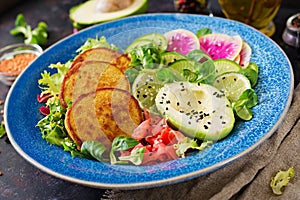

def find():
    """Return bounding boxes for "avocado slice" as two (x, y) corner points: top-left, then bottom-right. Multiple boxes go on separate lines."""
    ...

(70, 0), (148, 28)
(155, 82), (235, 141)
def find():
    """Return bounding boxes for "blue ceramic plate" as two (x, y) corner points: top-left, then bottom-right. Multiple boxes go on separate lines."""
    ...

(5, 14), (293, 189)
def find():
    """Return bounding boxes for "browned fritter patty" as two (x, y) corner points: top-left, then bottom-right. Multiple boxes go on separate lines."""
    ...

(113, 54), (131, 73)
(71, 47), (122, 68)
(65, 88), (143, 149)
(59, 61), (130, 108)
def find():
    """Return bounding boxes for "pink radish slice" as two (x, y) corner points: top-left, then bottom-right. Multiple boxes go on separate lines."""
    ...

(199, 33), (243, 60)
(164, 29), (200, 55)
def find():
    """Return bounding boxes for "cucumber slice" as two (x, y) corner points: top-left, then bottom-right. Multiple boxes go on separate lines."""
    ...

(213, 59), (241, 76)
(125, 33), (167, 53)
(132, 69), (163, 112)
(213, 72), (251, 103)
(160, 51), (187, 66)
(169, 59), (195, 74)
(125, 39), (153, 53)
(134, 33), (167, 51)
(155, 82), (235, 140)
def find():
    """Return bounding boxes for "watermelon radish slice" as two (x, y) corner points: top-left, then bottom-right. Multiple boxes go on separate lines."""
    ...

(238, 42), (252, 68)
(164, 29), (200, 55)
(199, 33), (243, 61)
(234, 55), (241, 64)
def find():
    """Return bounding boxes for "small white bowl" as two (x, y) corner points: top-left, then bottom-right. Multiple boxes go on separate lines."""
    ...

(0, 43), (43, 86)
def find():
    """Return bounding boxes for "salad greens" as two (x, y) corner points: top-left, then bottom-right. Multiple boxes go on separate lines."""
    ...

(80, 136), (143, 165)
(10, 14), (48, 45)
(109, 136), (140, 165)
(233, 89), (258, 120)
(175, 138), (213, 158)
(76, 36), (118, 53)
(38, 61), (71, 104)
(0, 124), (6, 138)
(270, 167), (295, 195)
(37, 28), (260, 165)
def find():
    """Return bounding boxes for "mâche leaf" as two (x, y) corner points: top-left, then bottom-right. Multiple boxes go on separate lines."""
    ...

(0, 124), (6, 138)
(10, 14), (48, 45)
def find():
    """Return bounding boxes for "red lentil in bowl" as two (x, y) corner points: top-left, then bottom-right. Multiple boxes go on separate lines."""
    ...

(0, 43), (43, 86)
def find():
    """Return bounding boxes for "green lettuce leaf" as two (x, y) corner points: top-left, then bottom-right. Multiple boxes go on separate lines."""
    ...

(110, 136), (140, 164)
(38, 61), (71, 103)
(175, 137), (213, 158)
(270, 167), (295, 195)
(118, 147), (145, 165)
(76, 36), (118, 53)
(0, 124), (6, 138)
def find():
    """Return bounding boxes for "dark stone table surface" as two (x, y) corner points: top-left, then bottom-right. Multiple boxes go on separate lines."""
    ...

(0, 0), (299, 199)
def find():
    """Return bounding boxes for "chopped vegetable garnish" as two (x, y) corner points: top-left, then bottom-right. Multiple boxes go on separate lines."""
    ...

(270, 167), (295, 195)
(10, 14), (48, 45)
(0, 123), (6, 138)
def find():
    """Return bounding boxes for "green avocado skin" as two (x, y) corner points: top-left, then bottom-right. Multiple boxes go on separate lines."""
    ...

(70, 0), (148, 29)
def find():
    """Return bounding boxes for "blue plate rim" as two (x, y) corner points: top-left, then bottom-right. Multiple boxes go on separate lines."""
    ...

(4, 13), (294, 189)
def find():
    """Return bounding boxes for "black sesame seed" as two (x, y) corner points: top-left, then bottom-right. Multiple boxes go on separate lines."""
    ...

(204, 125), (208, 129)
(187, 101), (191, 106)
(213, 92), (217, 95)
(177, 102), (180, 106)
(222, 121), (226, 124)
(166, 107), (169, 110)
(222, 77), (226, 80)
(188, 121), (191, 125)
(220, 116), (223, 119)
(198, 101), (201, 104)
(143, 94), (147, 98)
(148, 85), (152, 89)
(163, 93), (166, 96)
(166, 100), (171, 104)
(234, 78), (237, 81)
(208, 122), (211, 124)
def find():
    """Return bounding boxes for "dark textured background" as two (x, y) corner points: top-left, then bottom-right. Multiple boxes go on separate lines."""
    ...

(0, 0), (299, 199)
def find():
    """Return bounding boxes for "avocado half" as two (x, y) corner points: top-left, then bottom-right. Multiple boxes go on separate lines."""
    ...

(155, 82), (235, 141)
(70, 0), (148, 29)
